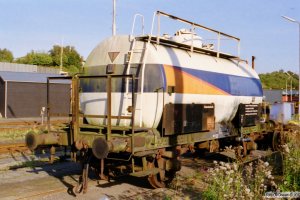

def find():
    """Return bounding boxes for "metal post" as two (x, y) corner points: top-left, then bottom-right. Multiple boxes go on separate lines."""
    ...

(298, 23), (300, 118)
(131, 74), (135, 154)
(112, 0), (116, 36)
(70, 76), (79, 142)
(107, 75), (112, 141)
(290, 77), (293, 102)
(286, 72), (292, 102)
(238, 40), (241, 57)
(71, 77), (77, 143)
(157, 12), (160, 44)
(217, 32), (221, 58)
(60, 39), (63, 73)
(4, 81), (7, 118)
(191, 24), (195, 53)
(281, 15), (300, 120)
(286, 78), (288, 102)
(47, 78), (50, 132)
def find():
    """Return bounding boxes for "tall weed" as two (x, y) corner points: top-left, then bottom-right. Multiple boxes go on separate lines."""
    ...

(202, 160), (277, 200)
(280, 128), (300, 191)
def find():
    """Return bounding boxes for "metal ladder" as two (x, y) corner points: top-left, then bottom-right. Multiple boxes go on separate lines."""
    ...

(124, 14), (151, 127)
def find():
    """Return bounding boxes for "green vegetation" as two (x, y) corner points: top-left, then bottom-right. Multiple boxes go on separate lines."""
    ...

(202, 160), (277, 200)
(2, 45), (83, 74)
(49, 45), (82, 69)
(279, 129), (300, 191)
(16, 51), (53, 66)
(0, 128), (40, 142)
(0, 48), (14, 62)
(259, 70), (299, 89)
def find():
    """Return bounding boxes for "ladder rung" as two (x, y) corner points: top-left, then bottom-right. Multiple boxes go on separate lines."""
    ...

(132, 48), (146, 50)
(132, 50), (143, 52)
(125, 77), (139, 79)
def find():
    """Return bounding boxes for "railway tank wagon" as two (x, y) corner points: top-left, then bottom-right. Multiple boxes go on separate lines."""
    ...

(82, 34), (263, 129)
(26, 11), (275, 193)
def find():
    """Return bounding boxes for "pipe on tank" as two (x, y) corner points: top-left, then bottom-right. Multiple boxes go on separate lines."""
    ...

(252, 56), (256, 69)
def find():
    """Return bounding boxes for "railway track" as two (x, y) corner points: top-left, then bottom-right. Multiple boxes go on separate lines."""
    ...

(0, 118), (69, 155)
(0, 119), (70, 129)
(0, 143), (29, 154)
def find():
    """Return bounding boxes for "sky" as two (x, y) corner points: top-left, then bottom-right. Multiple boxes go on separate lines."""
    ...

(0, 0), (299, 74)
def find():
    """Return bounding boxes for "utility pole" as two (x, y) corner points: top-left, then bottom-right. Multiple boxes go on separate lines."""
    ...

(60, 38), (64, 73)
(290, 75), (293, 102)
(282, 16), (300, 120)
(112, 0), (116, 36)
(286, 72), (292, 102)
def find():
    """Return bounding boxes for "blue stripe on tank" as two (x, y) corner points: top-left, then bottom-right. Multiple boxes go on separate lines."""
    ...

(160, 64), (167, 90)
(175, 66), (263, 97)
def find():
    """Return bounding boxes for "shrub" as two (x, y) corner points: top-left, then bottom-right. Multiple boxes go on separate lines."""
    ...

(202, 160), (277, 200)
(280, 129), (300, 191)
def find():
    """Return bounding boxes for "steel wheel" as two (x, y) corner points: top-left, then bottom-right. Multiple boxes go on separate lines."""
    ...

(147, 161), (166, 188)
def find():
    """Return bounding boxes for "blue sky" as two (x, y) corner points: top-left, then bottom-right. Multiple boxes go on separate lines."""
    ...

(0, 0), (299, 74)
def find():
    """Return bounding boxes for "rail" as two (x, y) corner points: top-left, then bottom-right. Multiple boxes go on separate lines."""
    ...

(0, 143), (28, 154)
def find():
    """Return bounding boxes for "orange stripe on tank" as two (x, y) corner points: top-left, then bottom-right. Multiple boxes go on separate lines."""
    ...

(163, 64), (230, 95)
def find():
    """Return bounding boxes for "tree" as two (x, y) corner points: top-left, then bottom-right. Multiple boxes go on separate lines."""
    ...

(49, 45), (83, 69)
(259, 70), (299, 89)
(0, 48), (14, 62)
(16, 51), (53, 66)
(49, 45), (68, 67)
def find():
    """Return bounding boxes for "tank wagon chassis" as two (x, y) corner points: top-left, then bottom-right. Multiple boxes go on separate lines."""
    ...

(25, 11), (282, 194)
(25, 75), (280, 194)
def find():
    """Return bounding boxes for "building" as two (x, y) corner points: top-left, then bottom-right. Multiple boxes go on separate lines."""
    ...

(263, 89), (299, 114)
(0, 62), (60, 74)
(263, 89), (282, 104)
(282, 90), (299, 103)
(0, 71), (70, 118)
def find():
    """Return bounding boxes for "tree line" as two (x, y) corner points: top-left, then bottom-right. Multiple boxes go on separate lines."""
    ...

(259, 70), (299, 90)
(0, 46), (83, 73)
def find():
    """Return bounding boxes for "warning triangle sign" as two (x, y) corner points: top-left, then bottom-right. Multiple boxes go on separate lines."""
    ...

(108, 52), (120, 63)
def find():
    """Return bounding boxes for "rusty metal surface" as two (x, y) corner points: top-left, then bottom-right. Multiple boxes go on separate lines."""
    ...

(162, 103), (215, 135)
(107, 75), (112, 141)
(25, 132), (61, 150)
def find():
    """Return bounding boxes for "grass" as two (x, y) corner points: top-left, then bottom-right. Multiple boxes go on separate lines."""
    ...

(279, 128), (300, 191)
(289, 114), (300, 125)
(0, 127), (44, 143)
(0, 129), (32, 142)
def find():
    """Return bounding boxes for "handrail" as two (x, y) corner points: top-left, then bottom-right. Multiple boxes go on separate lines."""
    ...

(130, 14), (145, 40)
(47, 74), (136, 142)
(150, 10), (241, 58)
(156, 11), (240, 41)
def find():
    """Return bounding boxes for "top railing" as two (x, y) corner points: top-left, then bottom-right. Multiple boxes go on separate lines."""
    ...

(148, 11), (241, 58)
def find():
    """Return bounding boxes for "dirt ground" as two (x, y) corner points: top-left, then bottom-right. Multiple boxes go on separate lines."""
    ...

(0, 156), (209, 200)
(0, 123), (297, 200)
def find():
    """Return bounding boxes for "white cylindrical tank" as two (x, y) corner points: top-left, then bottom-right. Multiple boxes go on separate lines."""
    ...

(81, 34), (263, 129)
